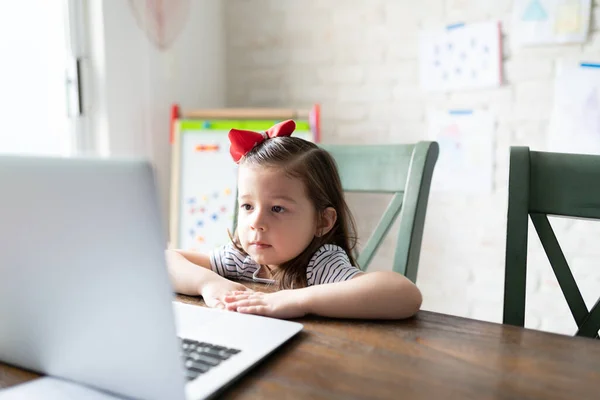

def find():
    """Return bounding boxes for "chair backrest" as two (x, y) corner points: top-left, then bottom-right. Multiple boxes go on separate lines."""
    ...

(320, 141), (439, 283)
(504, 146), (600, 338)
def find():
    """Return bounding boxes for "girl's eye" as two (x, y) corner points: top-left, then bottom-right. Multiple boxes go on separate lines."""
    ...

(240, 204), (252, 211)
(272, 206), (285, 213)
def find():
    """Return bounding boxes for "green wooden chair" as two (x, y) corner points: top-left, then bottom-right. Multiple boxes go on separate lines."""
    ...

(503, 146), (600, 338)
(320, 141), (439, 283)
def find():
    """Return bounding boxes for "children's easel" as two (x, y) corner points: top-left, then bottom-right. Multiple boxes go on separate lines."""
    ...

(169, 104), (321, 252)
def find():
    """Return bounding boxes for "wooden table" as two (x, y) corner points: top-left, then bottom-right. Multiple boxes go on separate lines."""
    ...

(2, 282), (600, 399)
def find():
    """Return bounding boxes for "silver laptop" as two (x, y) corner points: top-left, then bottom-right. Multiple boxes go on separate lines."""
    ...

(0, 155), (302, 400)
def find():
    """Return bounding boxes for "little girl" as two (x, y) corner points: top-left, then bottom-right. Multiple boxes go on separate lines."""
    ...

(166, 120), (422, 320)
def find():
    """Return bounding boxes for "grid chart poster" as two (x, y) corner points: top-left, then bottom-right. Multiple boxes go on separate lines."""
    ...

(548, 60), (600, 155)
(419, 21), (502, 92)
(176, 120), (314, 252)
(512, 0), (592, 46)
(427, 110), (495, 194)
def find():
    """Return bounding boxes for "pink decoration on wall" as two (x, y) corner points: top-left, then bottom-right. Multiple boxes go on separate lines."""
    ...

(128, 0), (190, 51)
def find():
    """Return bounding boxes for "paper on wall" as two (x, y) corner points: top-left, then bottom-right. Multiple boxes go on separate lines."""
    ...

(548, 59), (600, 155)
(512, 0), (592, 46)
(419, 21), (502, 92)
(427, 110), (495, 193)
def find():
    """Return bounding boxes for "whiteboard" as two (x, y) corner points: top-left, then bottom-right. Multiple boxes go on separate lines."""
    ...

(171, 120), (314, 252)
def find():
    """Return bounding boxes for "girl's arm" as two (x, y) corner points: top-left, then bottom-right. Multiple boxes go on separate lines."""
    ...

(172, 249), (212, 268)
(299, 271), (422, 319)
(224, 271), (422, 320)
(166, 250), (252, 303)
(165, 249), (213, 295)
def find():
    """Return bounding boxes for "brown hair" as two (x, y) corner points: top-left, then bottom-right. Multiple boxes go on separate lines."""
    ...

(230, 136), (358, 289)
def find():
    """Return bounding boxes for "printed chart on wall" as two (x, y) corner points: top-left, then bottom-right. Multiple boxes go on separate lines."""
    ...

(427, 110), (495, 194)
(174, 120), (315, 252)
(419, 21), (502, 92)
(548, 60), (600, 155)
(512, 0), (592, 46)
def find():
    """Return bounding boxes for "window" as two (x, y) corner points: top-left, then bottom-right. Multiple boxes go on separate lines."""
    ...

(0, 0), (84, 156)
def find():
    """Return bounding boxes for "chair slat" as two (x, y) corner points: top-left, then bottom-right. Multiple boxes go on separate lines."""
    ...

(503, 147), (530, 327)
(395, 141), (439, 282)
(356, 193), (404, 271)
(576, 298), (600, 338)
(320, 145), (415, 193)
(530, 213), (589, 326)
(529, 151), (600, 219)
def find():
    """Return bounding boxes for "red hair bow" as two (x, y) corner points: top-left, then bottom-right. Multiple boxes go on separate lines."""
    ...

(228, 119), (296, 162)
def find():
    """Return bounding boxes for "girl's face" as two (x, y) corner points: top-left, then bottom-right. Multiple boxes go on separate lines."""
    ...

(236, 165), (318, 268)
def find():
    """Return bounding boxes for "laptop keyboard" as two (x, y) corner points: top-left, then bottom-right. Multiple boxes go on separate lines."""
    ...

(179, 337), (242, 381)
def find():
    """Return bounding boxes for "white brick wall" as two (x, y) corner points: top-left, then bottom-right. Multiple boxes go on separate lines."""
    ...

(225, 0), (600, 336)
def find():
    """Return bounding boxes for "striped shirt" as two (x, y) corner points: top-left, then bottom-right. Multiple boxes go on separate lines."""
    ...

(209, 243), (361, 286)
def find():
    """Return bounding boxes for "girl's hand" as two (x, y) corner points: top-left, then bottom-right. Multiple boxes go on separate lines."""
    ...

(223, 290), (307, 319)
(201, 281), (254, 309)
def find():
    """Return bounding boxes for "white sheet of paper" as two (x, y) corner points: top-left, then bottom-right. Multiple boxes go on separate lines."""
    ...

(0, 377), (123, 400)
(548, 59), (600, 155)
(427, 110), (495, 193)
(419, 21), (502, 92)
(512, 0), (592, 46)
